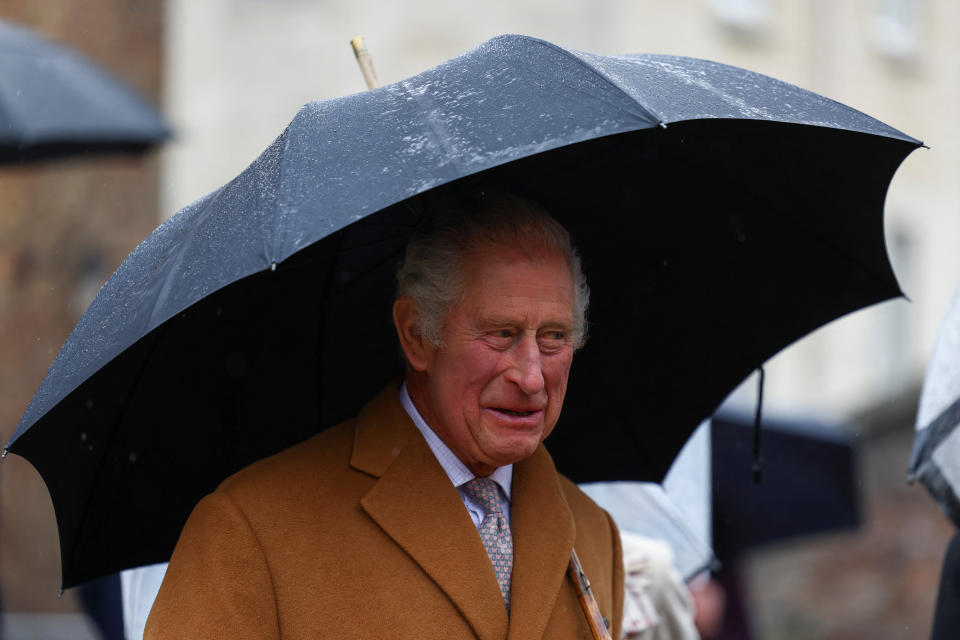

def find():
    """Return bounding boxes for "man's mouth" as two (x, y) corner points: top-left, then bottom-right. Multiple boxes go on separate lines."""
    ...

(496, 408), (538, 417)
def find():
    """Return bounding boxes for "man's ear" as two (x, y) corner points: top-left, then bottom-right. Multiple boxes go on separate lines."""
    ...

(393, 297), (433, 372)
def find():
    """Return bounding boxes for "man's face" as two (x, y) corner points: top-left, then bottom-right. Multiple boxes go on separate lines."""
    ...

(412, 246), (576, 476)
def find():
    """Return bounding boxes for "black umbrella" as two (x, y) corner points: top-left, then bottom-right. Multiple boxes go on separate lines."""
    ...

(0, 19), (170, 162)
(711, 413), (861, 560)
(583, 412), (861, 577)
(5, 34), (919, 588)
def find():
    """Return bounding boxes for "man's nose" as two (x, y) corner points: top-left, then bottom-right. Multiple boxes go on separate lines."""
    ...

(507, 335), (545, 395)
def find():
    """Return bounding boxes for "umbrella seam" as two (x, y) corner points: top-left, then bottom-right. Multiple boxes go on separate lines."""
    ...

(143, 186), (235, 331)
(916, 465), (960, 528)
(521, 36), (664, 127)
(526, 37), (922, 145)
(398, 79), (471, 179)
(270, 128), (294, 263)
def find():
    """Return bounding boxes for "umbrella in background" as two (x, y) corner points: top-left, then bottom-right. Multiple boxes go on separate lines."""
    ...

(711, 412), (861, 560)
(4, 34), (920, 588)
(0, 19), (170, 162)
(581, 420), (715, 580)
(582, 411), (861, 578)
(913, 284), (960, 640)
(911, 284), (960, 528)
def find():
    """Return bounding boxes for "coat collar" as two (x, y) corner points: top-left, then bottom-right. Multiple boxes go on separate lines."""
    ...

(350, 383), (576, 640)
(506, 446), (576, 640)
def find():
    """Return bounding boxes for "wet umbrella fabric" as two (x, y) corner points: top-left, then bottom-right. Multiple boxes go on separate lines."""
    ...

(911, 285), (960, 528)
(0, 19), (170, 161)
(5, 34), (920, 588)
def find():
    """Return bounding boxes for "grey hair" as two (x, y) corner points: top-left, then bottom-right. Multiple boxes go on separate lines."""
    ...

(396, 190), (590, 349)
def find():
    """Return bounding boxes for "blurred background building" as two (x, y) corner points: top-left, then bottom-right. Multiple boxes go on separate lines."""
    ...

(1, 0), (957, 638)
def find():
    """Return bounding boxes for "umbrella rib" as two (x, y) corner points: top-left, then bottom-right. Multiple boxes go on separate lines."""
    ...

(524, 36), (663, 127)
(399, 79), (470, 179)
(268, 129), (294, 263)
(144, 187), (234, 331)
(910, 393), (960, 478)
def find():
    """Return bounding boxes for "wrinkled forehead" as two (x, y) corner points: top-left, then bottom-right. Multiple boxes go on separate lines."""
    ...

(459, 246), (575, 307)
(458, 215), (569, 261)
(461, 241), (571, 280)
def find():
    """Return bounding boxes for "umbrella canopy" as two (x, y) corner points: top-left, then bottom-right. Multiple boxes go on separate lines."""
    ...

(911, 284), (960, 528)
(580, 420), (715, 580)
(711, 412), (861, 559)
(0, 19), (170, 161)
(581, 410), (861, 576)
(5, 34), (920, 588)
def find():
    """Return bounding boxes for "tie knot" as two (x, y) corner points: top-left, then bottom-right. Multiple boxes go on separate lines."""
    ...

(462, 477), (501, 516)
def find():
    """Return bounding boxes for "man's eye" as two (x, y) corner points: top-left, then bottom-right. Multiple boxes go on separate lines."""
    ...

(485, 330), (514, 346)
(538, 331), (568, 349)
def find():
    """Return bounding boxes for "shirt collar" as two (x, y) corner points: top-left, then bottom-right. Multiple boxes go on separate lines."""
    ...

(399, 381), (512, 500)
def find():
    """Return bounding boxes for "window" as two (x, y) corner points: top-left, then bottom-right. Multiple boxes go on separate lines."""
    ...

(872, 0), (924, 64)
(711, 0), (771, 41)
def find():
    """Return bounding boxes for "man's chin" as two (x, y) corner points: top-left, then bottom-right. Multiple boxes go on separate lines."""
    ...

(481, 436), (546, 469)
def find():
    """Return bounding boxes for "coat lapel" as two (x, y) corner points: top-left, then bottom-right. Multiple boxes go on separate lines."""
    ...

(352, 384), (509, 640)
(506, 446), (576, 640)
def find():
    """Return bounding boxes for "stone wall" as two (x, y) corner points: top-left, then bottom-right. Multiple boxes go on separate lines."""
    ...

(0, 0), (164, 615)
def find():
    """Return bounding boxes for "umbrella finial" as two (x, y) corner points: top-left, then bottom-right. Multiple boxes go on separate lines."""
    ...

(351, 36), (381, 90)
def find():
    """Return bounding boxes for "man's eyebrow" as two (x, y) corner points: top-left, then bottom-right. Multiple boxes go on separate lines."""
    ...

(476, 314), (574, 330)
(473, 315), (519, 329)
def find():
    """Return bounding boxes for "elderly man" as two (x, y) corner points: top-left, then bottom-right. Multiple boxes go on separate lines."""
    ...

(145, 191), (624, 639)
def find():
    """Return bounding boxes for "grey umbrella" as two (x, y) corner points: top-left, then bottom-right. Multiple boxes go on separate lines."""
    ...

(0, 19), (170, 161)
(580, 419), (714, 581)
(4, 34), (920, 588)
(911, 285), (960, 527)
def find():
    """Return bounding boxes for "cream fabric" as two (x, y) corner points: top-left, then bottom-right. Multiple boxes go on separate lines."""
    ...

(621, 532), (700, 640)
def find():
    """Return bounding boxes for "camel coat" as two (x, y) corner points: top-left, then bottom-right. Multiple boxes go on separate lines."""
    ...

(145, 383), (624, 639)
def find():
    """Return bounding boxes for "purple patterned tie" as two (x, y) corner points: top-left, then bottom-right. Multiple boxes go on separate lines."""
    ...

(462, 477), (513, 611)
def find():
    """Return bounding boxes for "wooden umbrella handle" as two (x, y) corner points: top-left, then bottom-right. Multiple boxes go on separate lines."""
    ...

(569, 549), (614, 640)
(350, 36), (380, 89)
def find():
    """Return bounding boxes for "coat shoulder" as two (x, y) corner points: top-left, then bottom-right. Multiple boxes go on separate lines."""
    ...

(556, 473), (621, 578)
(557, 474), (616, 528)
(216, 418), (359, 505)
